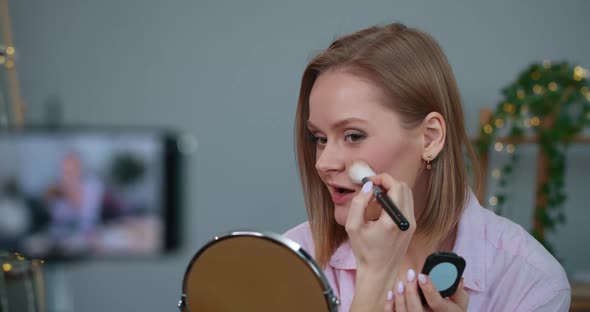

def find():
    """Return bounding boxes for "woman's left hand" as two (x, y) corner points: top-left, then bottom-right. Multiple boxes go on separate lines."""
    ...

(390, 271), (469, 312)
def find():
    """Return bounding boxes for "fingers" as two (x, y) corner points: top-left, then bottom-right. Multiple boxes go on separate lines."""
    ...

(384, 290), (394, 311)
(417, 274), (447, 311)
(369, 174), (415, 229)
(370, 174), (412, 216)
(345, 180), (373, 232)
(394, 281), (407, 312)
(369, 174), (401, 203)
(450, 278), (469, 310)
(404, 269), (424, 311)
(368, 172), (393, 186)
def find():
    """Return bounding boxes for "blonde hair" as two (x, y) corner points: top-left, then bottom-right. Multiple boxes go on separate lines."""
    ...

(294, 23), (480, 268)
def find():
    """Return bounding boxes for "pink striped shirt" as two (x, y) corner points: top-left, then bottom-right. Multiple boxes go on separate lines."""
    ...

(284, 192), (571, 311)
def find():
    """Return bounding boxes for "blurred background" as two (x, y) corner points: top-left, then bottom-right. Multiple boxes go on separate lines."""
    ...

(1, 0), (589, 311)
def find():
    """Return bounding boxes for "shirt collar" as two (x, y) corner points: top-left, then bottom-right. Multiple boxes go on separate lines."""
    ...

(328, 190), (487, 292)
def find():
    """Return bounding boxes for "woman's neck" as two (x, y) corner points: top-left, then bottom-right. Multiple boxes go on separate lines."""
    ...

(396, 226), (457, 282)
(402, 173), (458, 272)
(345, 181), (459, 280)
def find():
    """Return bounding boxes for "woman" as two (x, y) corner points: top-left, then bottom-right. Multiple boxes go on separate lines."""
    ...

(284, 23), (570, 311)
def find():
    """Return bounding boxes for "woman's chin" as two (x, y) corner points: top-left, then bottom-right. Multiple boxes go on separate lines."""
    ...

(333, 204), (349, 226)
(333, 202), (382, 226)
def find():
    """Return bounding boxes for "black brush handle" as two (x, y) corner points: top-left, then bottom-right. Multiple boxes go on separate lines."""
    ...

(362, 177), (410, 231)
(375, 189), (410, 231)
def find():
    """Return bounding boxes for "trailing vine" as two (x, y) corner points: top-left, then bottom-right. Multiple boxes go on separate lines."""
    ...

(476, 61), (590, 253)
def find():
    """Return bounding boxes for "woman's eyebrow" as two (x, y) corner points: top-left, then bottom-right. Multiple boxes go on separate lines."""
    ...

(306, 120), (319, 130)
(307, 118), (367, 130)
(332, 118), (367, 129)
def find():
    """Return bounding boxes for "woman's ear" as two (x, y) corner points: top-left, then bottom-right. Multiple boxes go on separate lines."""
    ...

(421, 112), (446, 160)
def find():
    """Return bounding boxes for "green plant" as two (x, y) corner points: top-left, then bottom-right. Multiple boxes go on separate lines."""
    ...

(476, 61), (590, 253)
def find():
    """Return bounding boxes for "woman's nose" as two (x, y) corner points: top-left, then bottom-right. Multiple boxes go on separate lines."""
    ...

(315, 142), (346, 174)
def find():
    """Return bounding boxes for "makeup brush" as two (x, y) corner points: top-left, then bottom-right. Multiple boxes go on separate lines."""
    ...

(348, 161), (410, 231)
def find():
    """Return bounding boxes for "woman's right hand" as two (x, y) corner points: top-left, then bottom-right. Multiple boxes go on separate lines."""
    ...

(346, 173), (416, 311)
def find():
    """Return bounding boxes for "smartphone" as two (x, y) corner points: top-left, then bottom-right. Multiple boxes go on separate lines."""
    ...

(418, 251), (466, 306)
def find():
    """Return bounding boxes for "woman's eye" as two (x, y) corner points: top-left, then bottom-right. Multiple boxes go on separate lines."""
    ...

(313, 136), (327, 145)
(345, 132), (366, 143)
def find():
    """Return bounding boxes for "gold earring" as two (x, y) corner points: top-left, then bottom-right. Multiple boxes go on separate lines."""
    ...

(426, 154), (432, 170)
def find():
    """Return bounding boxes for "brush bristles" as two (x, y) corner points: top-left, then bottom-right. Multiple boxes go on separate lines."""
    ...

(348, 161), (376, 185)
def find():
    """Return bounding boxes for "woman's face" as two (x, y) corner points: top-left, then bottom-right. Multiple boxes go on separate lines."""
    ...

(308, 70), (424, 226)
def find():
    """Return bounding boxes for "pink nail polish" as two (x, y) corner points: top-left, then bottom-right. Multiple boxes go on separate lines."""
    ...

(407, 269), (416, 282)
(362, 181), (373, 193)
(397, 281), (405, 294)
(418, 273), (427, 285)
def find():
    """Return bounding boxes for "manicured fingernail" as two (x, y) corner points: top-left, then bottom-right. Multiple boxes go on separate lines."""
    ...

(387, 290), (394, 301)
(361, 181), (373, 193)
(418, 273), (427, 285)
(397, 281), (405, 294)
(407, 269), (416, 282)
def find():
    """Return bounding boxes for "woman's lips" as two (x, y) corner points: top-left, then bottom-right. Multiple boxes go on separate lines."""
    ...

(331, 190), (356, 204)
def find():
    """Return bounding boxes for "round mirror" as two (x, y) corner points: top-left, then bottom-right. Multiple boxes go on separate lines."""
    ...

(179, 231), (339, 312)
